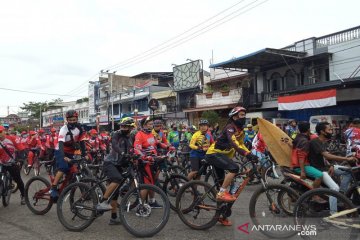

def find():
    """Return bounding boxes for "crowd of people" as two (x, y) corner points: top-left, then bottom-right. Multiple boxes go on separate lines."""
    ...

(1, 108), (359, 228)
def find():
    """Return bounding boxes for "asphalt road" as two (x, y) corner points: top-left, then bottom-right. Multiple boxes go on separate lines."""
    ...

(0, 170), (358, 240)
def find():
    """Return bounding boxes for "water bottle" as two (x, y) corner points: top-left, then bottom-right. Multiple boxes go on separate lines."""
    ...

(230, 178), (241, 195)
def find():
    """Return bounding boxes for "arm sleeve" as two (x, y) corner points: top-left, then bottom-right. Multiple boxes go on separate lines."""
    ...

(133, 132), (144, 156)
(189, 132), (199, 150)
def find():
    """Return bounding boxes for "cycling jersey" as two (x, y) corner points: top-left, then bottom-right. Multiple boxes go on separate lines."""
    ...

(0, 135), (24, 164)
(244, 130), (256, 143)
(56, 125), (86, 155)
(27, 135), (41, 149)
(152, 129), (168, 145)
(189, 131), (214, 158)
(46, 134), (58, 149)
(206, 122), (250, 158)
(88, 136), (100, 151)
(167, 130), (180, 148)
(134, 130), (158, 156)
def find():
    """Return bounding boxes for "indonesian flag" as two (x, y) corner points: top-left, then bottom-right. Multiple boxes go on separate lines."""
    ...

(278, 89), (336, 111)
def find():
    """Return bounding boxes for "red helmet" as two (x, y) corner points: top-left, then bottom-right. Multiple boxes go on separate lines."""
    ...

(38, 129), (45, 134)
(228, 106), (246, 118)
(66, 110), (78, 119)
(29, 130), (36, 135)
(50, 128), (56, 133)
(0, 126), (5, 132)
(89, 129), (97, 135)
(21, 131), (27, 135)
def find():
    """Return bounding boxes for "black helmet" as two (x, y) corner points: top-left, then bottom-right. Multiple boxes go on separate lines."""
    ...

(199, 119), (209, 125)
(66, 110), (78, 118)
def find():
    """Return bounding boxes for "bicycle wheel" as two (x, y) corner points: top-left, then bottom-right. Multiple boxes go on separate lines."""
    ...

(33, 158), (40, 176)
(295, 188), (359, 240)
(2, 172), (12, 207)
(119, 184), (170, 238)
(261, 164), (282, 184)
(346, 184), (360, 207)
(25, 176), (52, 215)
(162, 174), (188, 211)
(57, 182), (97, 232)
(168, 165), (186, 176)
(249, 184), (299, 239)
(176, 180), (219, 230)
(11, 180), (18, 194)
(23, 160), (30, 175)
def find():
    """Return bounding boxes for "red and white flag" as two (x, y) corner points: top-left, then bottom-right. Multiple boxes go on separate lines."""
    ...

(278, 89), (336, 111)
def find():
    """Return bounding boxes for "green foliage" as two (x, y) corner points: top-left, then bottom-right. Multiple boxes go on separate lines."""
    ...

(20, 98), (63, 118)
(76, 97), (89, 103)
(204, 85), (214, 93)
(220, 83), (230, 92)
(201, 110), (219, 127)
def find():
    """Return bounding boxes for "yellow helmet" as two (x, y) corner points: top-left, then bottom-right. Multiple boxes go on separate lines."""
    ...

(119, 117), (135, 127)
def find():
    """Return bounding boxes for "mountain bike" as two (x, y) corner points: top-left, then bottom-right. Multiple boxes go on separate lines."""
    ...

(176, 156), (299, 239)
(0, 162), (15, 207)
(294, 188), (359, 239)
(24, 157), (104, 215)
(56, 155), (170, 238)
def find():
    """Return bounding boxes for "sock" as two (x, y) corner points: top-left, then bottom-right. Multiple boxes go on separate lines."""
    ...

(101, 197), (108, 203)
(220, 187), (226, 193)
(111, 213), (117, 219)
(149, 198), (155, 204)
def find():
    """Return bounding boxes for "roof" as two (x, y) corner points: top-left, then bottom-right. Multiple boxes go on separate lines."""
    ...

(131, 72), (173, 79)
(209, 48), (306, 70)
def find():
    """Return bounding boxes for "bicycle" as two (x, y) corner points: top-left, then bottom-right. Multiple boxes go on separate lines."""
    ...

(176, 156), (299, 239)
(23, 148), (41, 176)
(56, 155), (170, 238)
(294, 188), (359, 239)
(24, 157), (104, 215)
(0, 162), (15, 207)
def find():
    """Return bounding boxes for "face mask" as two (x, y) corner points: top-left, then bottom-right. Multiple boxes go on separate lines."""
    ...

(324, 132), (332, 139)
(173, 127), (177, 131)
(120, 130), (130, 135)
(234, 118), (246, 128)
(22, 134), (28, 138)
(67, 123), (77, 130)
(91, 136), (96, 140)
(143, 128), (152, 134)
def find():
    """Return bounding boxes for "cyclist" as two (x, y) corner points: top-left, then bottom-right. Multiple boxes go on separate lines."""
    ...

(152, 119), (169, 147)
(0, 125), (26, 205)
(38, 129), (47, 160)
(26, 130), (41, 169)
(187, 119), (214, 180)
(244, 124), (256, 149)
(286, 119), (298, 140)
(167, 123), (180, 150)
(134, 117), (168, 210)
(344, 118), (360, 157)
(205, 107), (258, 226)
(88, 129), (101, 162)
(45, 128), (58, 161)
(50, 110), (88, 201)
(100, 131), (111, 154)
(96, 117), (135, 225)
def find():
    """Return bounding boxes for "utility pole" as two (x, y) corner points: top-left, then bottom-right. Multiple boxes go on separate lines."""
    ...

(110, 72), (115, 131)
(39, 105), (42, 129)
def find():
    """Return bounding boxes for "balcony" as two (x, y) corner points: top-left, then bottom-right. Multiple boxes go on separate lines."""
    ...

(196, 89), (242, 108)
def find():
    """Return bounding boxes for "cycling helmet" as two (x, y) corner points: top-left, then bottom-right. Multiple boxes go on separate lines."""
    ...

(29, 130), (36, 135)
(140, 116), (153, 126)
(50, 128), (56, 133)
(66, 110), (78, 118)
(190, 125), (197, 131)
(89, 129), (97, 135)
(153, 119), (163, 126)
(21, 131), (27, 135)
(247, 124), (253, 128)
(38, 129), (45, 134)
(0, 126), (5, 132)
(228, 106), (246, 118)
(119, 117), (135, 127)
(199, 119), (209, 125)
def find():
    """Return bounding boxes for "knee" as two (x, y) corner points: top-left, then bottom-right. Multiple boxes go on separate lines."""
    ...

(229, 163), (239, 173)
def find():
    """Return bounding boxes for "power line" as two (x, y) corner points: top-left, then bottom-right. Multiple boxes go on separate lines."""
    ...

(0, 87), (85, 97)
(109, 0), (269, 72)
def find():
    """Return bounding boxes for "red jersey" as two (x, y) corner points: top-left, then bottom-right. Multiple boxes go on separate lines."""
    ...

(46, 134), (58, 149)
(134, 130), (158, 156)
(252, 133), (266, 153)
(27, 135), (41, 149)
(88, 136), (100, 151)
(0, 136), (25, 164)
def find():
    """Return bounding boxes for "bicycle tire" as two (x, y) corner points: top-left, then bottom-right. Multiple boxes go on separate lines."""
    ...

(261, 165), (282, 184)
(294, 188), (359, 240)
(25, 176), (52, 215)
(11, 180), (18, 194)
(33, 158), (40, 176)
(168, 165), (186, 176)
(57, 182), (97, 232)
(2, 172), (12, 207)
(249, 184), (299, 239)
(23, 160), (30, 175)
(119, 184), (170, 238)
(162, 174), (188, 211)
(346, 184), (360, 207)
(175, 180), (219, 230)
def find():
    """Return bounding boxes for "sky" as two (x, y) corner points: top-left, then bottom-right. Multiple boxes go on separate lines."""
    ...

(0, 0), (359, 116)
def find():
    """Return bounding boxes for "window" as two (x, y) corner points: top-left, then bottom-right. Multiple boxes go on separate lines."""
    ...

(268, 72), (281, 92)
(284, 70), (297, 89)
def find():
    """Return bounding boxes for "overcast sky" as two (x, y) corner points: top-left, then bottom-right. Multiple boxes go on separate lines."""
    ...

(0, 0), (359, 116)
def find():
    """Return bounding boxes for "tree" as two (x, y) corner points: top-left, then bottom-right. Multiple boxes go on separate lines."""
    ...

(20, 98), (63, 118)
(201, 110), (220, 127)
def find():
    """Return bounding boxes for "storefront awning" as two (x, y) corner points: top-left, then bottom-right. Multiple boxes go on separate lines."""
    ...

(278, 89), (337, 110)
(183, 104), (235, 113)
(209, 48), (306, 70)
